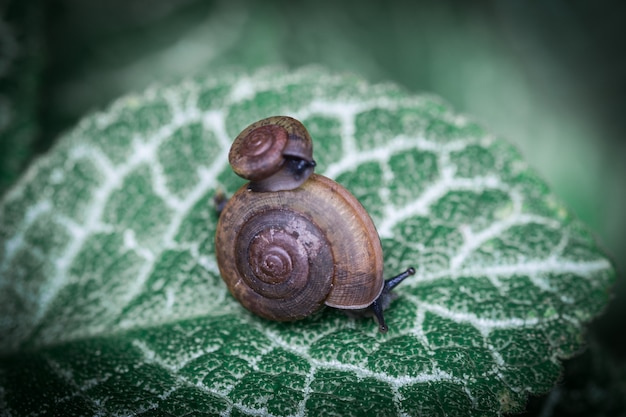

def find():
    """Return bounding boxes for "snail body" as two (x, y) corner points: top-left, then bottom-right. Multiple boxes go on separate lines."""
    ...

(215, 116), (414, 332)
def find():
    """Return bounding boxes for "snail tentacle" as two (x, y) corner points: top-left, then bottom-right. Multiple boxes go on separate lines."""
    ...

(369, 267), (416, 332)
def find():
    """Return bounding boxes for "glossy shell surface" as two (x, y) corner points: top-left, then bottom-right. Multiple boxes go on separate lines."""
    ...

(215, 174), (384, 321)
(228, 116), (313, 182)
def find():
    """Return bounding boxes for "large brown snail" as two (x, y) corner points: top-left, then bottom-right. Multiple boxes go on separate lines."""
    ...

(215, 116), (414, 332)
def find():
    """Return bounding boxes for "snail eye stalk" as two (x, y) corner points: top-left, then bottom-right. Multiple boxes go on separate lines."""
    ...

(370, 267), (416, 333)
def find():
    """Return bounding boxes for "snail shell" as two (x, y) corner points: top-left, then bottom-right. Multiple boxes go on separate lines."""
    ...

(228, 116), (315, 192)
(215, 173), (384, 321)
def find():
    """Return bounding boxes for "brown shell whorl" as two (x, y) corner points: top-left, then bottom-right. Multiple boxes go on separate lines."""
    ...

(229, 124), (288, 182)
(215, 174), (385, 322)
(217, 195), (335, 321)
(228, 116), (315, 192)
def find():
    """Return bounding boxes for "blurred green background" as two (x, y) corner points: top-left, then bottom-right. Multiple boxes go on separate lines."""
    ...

(2, 0), (625, 414)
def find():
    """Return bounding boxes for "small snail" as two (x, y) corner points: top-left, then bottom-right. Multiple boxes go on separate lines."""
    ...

(215, 116), (414, 332)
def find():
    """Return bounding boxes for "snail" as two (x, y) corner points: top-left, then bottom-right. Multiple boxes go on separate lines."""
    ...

(215, 116), (414, 333)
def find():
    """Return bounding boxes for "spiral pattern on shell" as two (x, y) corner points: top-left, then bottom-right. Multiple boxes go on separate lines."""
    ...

(228, 208), (334, 321)
(227, 116), (315, 192)
(215, 174), (385, 322)
(229, 124), (288, 182)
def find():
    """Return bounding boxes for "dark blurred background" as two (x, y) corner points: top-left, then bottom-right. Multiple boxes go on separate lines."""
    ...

(2, 0), (625, 414)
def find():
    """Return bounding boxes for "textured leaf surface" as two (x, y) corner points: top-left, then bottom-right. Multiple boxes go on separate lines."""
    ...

(0, 67), (615, 416)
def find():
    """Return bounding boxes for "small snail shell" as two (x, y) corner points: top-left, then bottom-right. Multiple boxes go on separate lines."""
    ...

(216, 116), (414, 332)
(229, 116), (316, 192)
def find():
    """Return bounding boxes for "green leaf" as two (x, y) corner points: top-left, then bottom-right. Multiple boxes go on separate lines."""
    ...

(0, 67), (615, 416)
